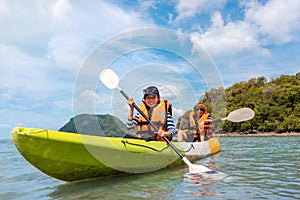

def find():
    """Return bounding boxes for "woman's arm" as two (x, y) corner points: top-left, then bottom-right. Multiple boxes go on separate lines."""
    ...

(127, 113), (139, 130)
(127, 98), (139, 130)
(166, 112), (176, 136)
(158, 112), (176, 138)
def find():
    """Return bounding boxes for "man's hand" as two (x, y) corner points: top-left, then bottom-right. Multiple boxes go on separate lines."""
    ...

(204, 119), (212, 124)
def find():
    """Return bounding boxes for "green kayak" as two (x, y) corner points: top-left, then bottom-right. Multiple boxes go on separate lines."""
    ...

(11, 127), (220, 182)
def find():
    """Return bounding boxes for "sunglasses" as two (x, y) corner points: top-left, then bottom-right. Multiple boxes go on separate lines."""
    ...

(195, 108), (204, 111)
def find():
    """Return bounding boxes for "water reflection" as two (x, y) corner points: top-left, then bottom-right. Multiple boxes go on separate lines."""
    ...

(49, 166), (185, 199)
(48, 155), (226, 200)
(184, 174), (217, 196)
(177, 154), (225, 198)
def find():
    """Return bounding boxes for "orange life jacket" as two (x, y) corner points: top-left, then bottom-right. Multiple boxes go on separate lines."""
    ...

(137, 99), (171, 140)
(200, 112), (213, 138)
(189, 111), (212, 137)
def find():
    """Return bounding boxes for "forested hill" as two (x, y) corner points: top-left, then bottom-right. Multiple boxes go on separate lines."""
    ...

(179, 72), (300, 133)
(59, 114), (127, 137)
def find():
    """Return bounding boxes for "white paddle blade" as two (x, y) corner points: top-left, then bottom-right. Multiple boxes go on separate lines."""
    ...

(100, 69), (119, 89)
(227, 108), (255, 122)
(182, 157), (212, 173)
(189, 164), (212, 174)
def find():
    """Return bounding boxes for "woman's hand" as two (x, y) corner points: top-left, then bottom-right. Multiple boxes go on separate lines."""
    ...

(157, 129), (171, 138)
(198, 121), (205, 132)
(128, 98), (134, 109)
(127, 98), (135, 119)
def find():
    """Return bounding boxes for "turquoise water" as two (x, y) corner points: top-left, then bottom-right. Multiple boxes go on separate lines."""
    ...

(1, 136), (299, 199)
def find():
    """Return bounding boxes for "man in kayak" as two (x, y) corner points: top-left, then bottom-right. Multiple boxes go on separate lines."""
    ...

(177, 103), (212, 142)
(126, 86), (176, 141)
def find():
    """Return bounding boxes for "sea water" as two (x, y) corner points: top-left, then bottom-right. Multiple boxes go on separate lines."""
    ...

(1, 136), (299, 200)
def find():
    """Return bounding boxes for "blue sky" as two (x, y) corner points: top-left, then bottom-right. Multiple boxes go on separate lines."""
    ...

(1, 0), (299, 139)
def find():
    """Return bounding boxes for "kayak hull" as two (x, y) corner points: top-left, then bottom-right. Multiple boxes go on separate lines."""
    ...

(11, 127), (220, 182)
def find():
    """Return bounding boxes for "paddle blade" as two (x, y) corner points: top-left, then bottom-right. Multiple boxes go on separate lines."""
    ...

(100, 69), (119, 89)
(227, 108), (255, 122)
(182, 157), (212, 173)
(189, 164), (213, 174)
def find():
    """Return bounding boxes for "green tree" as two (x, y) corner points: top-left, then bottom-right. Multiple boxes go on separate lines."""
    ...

(177, 72), (300, 133)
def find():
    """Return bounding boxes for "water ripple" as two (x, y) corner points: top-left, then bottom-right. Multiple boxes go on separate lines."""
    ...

(1, 136), (300, 199)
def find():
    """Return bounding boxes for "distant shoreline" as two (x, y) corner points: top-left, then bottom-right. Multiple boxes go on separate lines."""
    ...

(214, 132), (300, 137)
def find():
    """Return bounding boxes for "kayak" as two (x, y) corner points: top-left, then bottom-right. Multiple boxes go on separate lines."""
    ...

(11, 127), (220, 182)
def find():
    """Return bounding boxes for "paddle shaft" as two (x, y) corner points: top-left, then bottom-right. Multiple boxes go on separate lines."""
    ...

(211, 119), (222, 123)
(181, 108), (254, 130)
(118, 87), (184, 159)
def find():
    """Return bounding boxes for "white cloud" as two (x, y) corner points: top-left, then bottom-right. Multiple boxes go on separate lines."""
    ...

(0, 43), (76, 95)
(0, 1), (154, 139)
(0, 1), (55, 53)
(73, 89), (112, 115)
(80, 89), (97, 103)
(0, 1), (9, 18)
(0, 124), (11, 128)
(0, 0), (152, 109)
(159, 84), (184, 99)
(172, 106), (184, 120)
(46, 1), (151, 71)
(139, 0), (157, 12)
(51, 0), (71, 20)
(0, 1), (151, 72)
(244, 0), (300, 45)
(175, 0), (227, 20)
(0, 109), (69, 132)
(211, 11), (224, 27)
(190, 11), (270, 58)
(177, 0), (300, 59)
(0, 44), (49, 90)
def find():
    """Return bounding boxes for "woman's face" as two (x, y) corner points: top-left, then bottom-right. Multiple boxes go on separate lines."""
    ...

(195, 108), (204, 117)
(144, 95), (159, 108)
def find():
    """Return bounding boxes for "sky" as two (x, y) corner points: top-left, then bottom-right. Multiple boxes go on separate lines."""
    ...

(1, 0), (300, 139)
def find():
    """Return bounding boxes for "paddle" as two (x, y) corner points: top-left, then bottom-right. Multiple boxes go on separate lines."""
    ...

(211, 108), (255, 123)
(99, 68), (212, 173)
(180, 108), (255, 131)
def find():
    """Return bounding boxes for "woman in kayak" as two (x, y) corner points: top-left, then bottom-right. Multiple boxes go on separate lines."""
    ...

(177, 103), (212, 142)
(126, 86), (176, 141)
